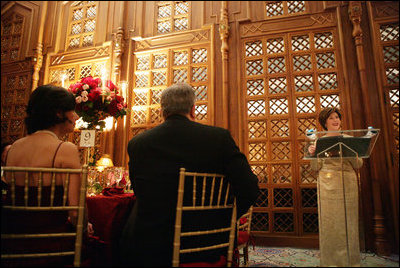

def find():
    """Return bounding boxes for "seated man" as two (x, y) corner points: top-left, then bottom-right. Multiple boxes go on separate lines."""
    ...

(119, 83), (259, 266)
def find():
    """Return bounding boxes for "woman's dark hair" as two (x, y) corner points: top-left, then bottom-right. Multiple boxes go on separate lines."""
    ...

(318, 107), (342, 130)
(25, 84), (76, 134)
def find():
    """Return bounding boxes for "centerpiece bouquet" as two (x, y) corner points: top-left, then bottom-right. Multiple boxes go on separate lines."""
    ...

(68, 76), (127, 130)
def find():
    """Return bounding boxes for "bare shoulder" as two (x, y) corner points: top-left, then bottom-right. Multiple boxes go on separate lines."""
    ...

(60, 141), (79, 153)
(57, 141), (81, 168)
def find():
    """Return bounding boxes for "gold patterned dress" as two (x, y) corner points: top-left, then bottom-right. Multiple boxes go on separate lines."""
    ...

(311, 152), (363, 267)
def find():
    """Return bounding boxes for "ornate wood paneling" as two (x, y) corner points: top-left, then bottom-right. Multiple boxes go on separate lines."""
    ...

(1, 60), (32, 143)
(129, 25), (214, 140)
(240, 10), (344, 242)
(367, 1), (399, 253)
(1, 12), (24, 63)
(66, 1), (98, 50)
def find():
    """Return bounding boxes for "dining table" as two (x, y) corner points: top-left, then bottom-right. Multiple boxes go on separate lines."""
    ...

(86, 191), (136, 266)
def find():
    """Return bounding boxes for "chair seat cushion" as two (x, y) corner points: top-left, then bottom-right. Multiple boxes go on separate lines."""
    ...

(238, 231), (250, 246)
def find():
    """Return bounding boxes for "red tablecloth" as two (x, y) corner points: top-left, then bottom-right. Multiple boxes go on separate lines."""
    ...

(86, 193), (135, 266)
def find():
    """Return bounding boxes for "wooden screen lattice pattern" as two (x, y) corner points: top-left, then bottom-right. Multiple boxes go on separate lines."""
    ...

(265, 1), (306, 18)
(157, 1), (189, 34)
(131, 44), (210, 135)
(1, 75), (30, 143)
(48, 61), (107, 88)
(244, 30), (342, 236)
(378, 22), (399, 158)
(67, 1), (98, 50)
(1, 13), (24, 63)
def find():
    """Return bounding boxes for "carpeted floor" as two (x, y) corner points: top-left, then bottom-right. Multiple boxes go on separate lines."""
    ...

(248, 247), (399, 267)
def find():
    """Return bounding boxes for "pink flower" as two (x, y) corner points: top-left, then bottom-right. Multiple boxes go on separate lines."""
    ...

(82, 95), (89, 102)
(76, 96), (82, 103)
(81, 90), (88, 97)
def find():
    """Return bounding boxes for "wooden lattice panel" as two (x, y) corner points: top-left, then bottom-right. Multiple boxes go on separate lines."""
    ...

(48, 60), (108, 89)
(243, 28), (342, 237)
(302, 212), (318, 233)
(255, 189), (269, 207)
(157, 1), (189, 34)
(1, 13), (24, 63)
(252, 212), (269, 232)
(1, 74), (31, 143)
(131, 43), (211, 135)
(273, 212), (294, 232)
(301, 188), (317, 207)
(67, 1), (98, 50)
(265, 1), (306, 18)
(377, 22), (400, 159)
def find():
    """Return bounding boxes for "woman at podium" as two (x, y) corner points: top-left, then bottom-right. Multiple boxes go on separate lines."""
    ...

(308, 107), (363, 267)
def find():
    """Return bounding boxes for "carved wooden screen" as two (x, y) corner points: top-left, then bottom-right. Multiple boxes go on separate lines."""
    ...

(66, 1), (98, 50)
(131, 32), (212, 137)
(265, 1), (306, 18)
(156, 1), (190, 34)
(242, 29), (342, 237)
(1, 12), (24, 62)
(376, 22), (399, 167)
(1, 68), (32, 143)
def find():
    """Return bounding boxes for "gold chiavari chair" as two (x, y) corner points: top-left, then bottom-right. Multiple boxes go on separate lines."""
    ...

(1, 165), (88, 267)
(172, 168), (237, 267)
(236, 206), (253, 267)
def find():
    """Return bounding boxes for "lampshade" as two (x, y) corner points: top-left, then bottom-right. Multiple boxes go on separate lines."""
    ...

(96, 154), (114, 169)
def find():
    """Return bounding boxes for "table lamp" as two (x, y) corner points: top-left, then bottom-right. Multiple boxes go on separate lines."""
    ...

(96, 154), (114, 172)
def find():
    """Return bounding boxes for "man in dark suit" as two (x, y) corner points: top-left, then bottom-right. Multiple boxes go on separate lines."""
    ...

(119, 83), (259, 266)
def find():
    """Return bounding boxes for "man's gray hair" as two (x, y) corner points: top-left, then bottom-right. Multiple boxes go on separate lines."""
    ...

(161, 83), (196, 118)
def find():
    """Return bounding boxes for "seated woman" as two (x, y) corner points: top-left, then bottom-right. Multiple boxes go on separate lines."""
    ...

(1, 84), (93, 267)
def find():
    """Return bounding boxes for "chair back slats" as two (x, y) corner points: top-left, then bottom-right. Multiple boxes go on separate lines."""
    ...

(173, 168), (237, 267)
(2, 233), (77, 239)
(24, 171), (29, 206)
(201, 176), (206, 206)
(192, 176), (196, 206)
(217, 178), (223, 205)
(209, 177), (215, 206)
(180, 242), (230, 254)
(73, 165), (88, 267)
(181, 226), (232, 237)
(38, 172), (43, 206)
(10, 172), (16, 206)
(1, 165), (88, 267)
(2, 251), (76, 259)
(50, 172), (57, 206)
(63, 173), (70, 207)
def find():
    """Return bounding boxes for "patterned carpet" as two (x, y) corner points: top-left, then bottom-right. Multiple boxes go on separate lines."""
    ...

(248, 247), (399, 267)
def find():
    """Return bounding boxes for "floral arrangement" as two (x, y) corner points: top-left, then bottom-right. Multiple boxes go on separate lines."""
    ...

(68, 76), (127, 130)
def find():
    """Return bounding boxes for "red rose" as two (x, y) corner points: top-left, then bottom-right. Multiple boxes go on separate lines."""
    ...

(105, 80), (116, 91)
(81, 76), (98, 89)
(88, 87), (102, 102)
(107, 99), (119, 116)
(115, 95), (123, 103)
(69, 82), (82, 94)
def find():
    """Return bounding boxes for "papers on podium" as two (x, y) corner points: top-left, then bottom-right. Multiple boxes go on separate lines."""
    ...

(315, 135), (371, 158)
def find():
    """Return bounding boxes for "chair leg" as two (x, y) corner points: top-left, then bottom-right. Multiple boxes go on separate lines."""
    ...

(243, 245), (249, 267)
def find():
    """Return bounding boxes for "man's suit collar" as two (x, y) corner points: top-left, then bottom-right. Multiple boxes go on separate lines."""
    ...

(165, 114), (190, 121)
